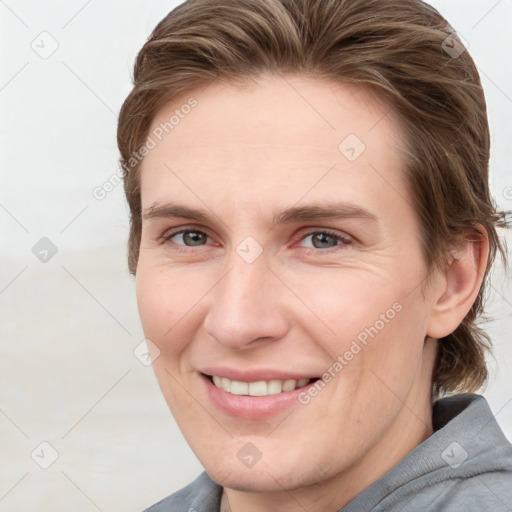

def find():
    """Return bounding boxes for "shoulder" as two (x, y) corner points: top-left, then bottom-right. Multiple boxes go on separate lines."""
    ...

(423, 470), (512, 511)
(413, 394), (512, 510)
(342, 394), (512, 512)
(142, 472), (222, 512)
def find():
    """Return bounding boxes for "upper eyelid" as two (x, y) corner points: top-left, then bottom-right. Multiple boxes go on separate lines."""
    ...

(161, 226), (210, 242)
(161, 225), (352, 246)
(298, 229), (353, 246)
(300, 227), (350, 238)
(161, 225), (348, 236)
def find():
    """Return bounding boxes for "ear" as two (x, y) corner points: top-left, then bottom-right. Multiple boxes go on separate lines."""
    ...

(426, 226), (489, 339)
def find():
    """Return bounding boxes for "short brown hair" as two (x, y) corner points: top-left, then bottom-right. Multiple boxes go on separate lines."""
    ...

(117, 0), (510, 395)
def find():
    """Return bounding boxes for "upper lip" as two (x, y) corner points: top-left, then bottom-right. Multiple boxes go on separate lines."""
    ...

(200, 366), (319, 382)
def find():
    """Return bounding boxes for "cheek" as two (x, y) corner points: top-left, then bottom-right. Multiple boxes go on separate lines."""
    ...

(300, 269), (427, 380)
(293, 269), (402, 340)
(355, 292), (430, 396)
(135, 264), (200, 355)
(136, 268), (166, 337)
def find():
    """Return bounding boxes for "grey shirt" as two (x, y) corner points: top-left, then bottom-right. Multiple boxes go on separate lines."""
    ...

(143, 394), (512, 511)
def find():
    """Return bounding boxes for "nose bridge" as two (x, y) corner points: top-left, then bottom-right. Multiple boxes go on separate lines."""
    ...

(203, 246), (288, 349)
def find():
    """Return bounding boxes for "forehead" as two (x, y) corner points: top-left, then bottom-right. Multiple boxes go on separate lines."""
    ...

(146, 74), (400, 152)
(139, 74), (409, 223)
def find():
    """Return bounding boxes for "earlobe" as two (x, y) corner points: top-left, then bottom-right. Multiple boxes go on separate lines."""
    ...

(426, 226), (489, 339)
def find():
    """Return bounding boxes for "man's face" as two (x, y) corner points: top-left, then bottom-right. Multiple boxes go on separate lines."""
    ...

(136, 75), (438, 497)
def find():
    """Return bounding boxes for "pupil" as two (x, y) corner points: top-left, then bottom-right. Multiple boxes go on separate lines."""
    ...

(313, 233), (336, 248)
(184, 231), (205, 246)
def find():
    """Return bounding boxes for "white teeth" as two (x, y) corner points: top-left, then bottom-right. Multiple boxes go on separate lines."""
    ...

(210, 376), (312, 396)
(267, 379), (283, 395)
(221, 377), (231, 393)
(230, 380), (249, 395)
(249, 381), (267, 396)
(282, 379), (297, 391)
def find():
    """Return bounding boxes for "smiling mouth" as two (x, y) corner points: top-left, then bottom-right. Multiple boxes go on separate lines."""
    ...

(204, 374), (320, 397)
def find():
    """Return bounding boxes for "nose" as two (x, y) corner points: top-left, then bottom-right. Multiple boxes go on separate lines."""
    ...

(202, 250), (290, 350)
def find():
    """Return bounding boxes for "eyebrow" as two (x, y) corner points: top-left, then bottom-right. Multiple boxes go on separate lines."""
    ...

(142, 204), (211, 223)
(142, 201), (379, 227)
(272, 203), (378, 226)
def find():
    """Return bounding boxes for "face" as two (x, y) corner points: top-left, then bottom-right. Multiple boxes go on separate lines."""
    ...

(136, 74), (439, 501)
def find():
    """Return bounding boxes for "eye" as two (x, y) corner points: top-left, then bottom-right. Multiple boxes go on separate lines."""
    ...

(298, 230), (351, 250)
(163, 228), (210, 247)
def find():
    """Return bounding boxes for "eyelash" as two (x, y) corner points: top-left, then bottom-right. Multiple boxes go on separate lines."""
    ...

(160, 226), (352, 253)
(160, 228), (212, 253)
(298, 229), (352, 252)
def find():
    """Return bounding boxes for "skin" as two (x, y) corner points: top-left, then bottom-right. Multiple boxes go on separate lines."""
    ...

(135, 74), (488, 512)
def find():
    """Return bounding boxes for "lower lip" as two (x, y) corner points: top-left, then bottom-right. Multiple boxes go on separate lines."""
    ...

(200, 374), (317, 420)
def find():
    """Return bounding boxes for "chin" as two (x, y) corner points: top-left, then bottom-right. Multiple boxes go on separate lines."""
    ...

(202, 453), (326, 493)
(211, 467), (296, 493)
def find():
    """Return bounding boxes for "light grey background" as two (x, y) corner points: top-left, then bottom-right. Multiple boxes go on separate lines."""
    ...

(1, 1), (511, 510)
